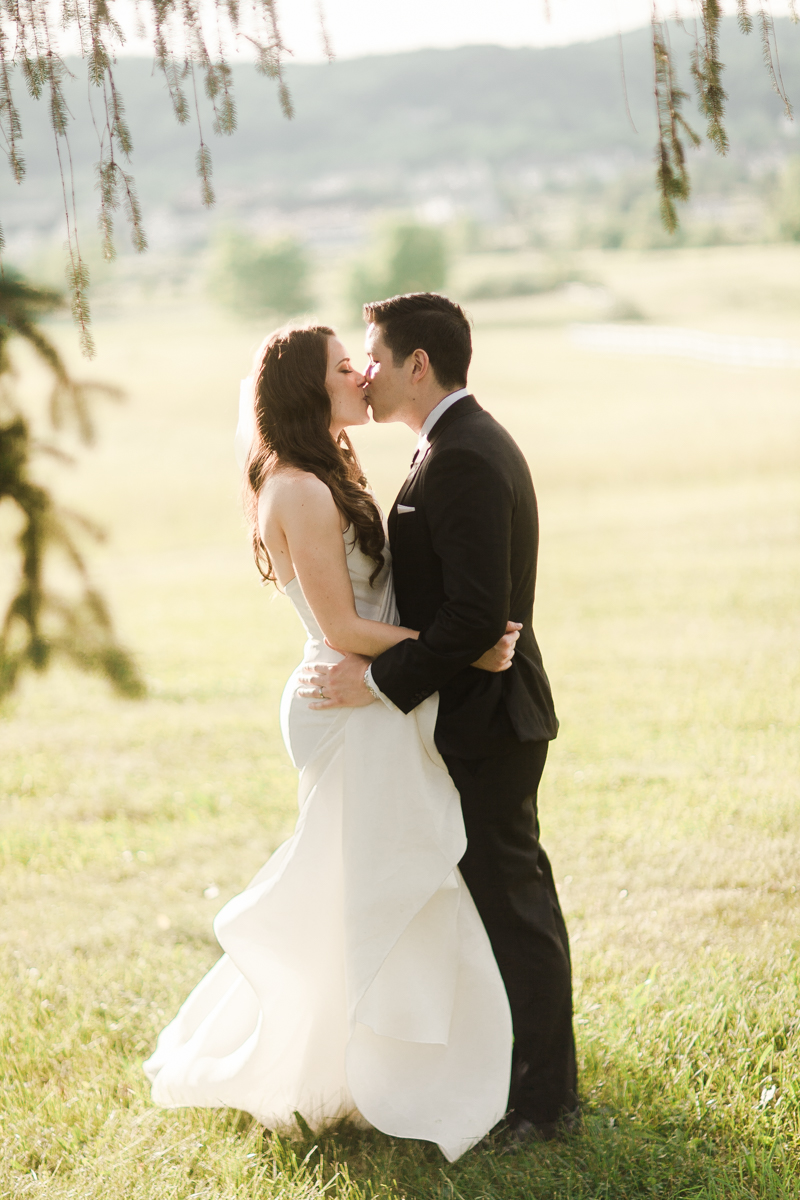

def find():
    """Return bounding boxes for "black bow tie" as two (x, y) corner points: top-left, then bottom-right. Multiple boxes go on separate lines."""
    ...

(409, 439), (429, 470)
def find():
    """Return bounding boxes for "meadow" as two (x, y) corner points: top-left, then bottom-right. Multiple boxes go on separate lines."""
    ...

(1, 244), (799, 1199)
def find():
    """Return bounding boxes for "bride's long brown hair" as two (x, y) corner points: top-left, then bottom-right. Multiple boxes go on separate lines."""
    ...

(244, 324), (385, 585)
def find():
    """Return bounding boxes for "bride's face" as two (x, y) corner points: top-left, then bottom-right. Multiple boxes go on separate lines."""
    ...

(326, 336), (369, 436)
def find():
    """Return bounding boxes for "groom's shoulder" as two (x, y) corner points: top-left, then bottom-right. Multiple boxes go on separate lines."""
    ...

(436, 401), (528, 468)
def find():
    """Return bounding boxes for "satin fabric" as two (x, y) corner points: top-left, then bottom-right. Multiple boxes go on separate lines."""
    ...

(144, 531), (512, 1161)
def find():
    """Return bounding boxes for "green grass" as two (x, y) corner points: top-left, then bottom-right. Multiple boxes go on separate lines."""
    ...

(1, 245), (799, 1197)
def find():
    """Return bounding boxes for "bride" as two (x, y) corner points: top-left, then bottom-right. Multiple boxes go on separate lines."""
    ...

(143, 324), (516, 1161)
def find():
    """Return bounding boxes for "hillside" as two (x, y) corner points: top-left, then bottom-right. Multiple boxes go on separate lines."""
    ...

(2, 17), (799, 254)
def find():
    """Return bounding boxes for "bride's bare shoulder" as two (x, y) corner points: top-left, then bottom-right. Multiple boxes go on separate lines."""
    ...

(259, 465), (336, 521)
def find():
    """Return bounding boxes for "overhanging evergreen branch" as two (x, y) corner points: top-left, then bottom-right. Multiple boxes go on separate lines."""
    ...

(1, 0), (304, 354)
(0, 27), (25, 184)
(737, 1), (754, 35)
(316, 0), (334, 61)
(0, 274), (144, 699)
(652, 18), (700, 234)
(190, 60), (214, 206)
(691, 0), (728, 155)
(757, 5), (793, 118)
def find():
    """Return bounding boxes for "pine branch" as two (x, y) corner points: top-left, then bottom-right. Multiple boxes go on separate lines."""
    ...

(691, 0), (729, 155)
(42, 40), (95, 358)
(0, 29), (25, 183)
(652, 20), (701, 234)
(119, 166), (148, 252)
(196, 143), (214, 206)
(3, 0), (304, 352)
(737, 1), (754, 35)
(96, 155), (120, 261)
(107, 70), (133, 158)
(66, 253), (94, 358)
(317, 0), (334, 61)
(758, 5), (793, 119)
(92, 64), (146, 261)
(191, 63), (215, 206)
(154, 41), (191, 125)
(0, 279), (144, 699)
(617, 29), (638, 134)
(206, 60), (236, 136)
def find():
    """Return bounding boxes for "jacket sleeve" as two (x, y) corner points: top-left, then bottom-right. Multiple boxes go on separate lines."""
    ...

(371, 446), (513, 714)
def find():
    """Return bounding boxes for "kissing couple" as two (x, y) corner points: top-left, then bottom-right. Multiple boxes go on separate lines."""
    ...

(144, 292), (578, 1159)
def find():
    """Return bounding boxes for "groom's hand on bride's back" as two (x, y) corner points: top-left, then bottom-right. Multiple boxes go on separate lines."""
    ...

(297, 652), (374, 709)
(472, 621), (521, 672)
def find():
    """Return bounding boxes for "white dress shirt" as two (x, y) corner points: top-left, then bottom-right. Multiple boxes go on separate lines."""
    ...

(366, 387), (471, 709)
(411, 387), (471, 468)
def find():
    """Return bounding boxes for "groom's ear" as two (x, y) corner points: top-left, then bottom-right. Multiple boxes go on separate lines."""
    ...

(409, 348), (431, 381)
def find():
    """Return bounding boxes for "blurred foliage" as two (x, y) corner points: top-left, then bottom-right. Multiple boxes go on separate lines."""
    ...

(773, 156), (800, 241)
(348, 220), (450, 315)
(566, 169), (754, 252)
(464, 257), (589, 300)
(208, 230), (313, 318)
(0, 272), (145, 699)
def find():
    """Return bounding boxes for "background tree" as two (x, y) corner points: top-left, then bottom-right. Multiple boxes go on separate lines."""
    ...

(773, 155), (800, 238)
(209, 230), (313, 317)
(348, 220), (449, 316)
(0, 273), (145, 699)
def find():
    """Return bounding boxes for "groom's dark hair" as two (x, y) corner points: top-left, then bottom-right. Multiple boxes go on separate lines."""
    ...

(363, 292), (472, 390)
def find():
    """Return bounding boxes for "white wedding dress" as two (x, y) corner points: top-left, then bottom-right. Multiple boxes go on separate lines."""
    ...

(143, 528), (513, 1161)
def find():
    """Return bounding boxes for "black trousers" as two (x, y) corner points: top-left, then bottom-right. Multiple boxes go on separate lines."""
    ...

(443, 740), (577, 1125)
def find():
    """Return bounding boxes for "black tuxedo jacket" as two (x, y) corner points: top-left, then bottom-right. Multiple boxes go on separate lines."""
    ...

(370, 395), (559, 758)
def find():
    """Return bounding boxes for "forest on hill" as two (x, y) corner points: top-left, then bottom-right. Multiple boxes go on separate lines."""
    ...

(2, 16), (799, 261)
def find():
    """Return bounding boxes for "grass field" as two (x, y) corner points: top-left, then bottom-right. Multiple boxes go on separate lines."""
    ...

(1, 245), (799, 1198)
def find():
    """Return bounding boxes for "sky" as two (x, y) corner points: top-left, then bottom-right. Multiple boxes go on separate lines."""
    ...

(102, 0), (797, 61)
(276, 0), (797, 61)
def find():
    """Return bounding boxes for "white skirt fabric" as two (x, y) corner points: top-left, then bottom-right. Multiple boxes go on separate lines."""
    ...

(144, 656), (513, 1162)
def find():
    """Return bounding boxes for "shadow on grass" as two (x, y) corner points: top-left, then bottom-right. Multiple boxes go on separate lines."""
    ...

(246, 1112), (701, 1200)
(214, 1106), (795, 1200)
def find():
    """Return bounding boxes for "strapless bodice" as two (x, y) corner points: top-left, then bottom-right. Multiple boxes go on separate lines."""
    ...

(284, 526), (398, 662)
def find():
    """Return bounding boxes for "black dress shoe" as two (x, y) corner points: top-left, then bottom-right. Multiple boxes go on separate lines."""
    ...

(504, 1106), (582, 1149)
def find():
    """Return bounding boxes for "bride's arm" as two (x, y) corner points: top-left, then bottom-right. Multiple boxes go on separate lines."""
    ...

(279, 474), (418, 658)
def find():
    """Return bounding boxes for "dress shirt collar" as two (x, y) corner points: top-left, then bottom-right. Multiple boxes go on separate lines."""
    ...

(419, 387), (471, 442)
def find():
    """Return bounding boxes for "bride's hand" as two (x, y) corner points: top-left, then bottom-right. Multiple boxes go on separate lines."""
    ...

(472, 622), (521, 673)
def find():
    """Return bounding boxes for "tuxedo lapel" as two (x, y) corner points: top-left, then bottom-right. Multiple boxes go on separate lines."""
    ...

(392, 397), (480, 511)
(389, 396), (482, 547)
(389, 465), (420, 546)
(395, 468), (418, 507)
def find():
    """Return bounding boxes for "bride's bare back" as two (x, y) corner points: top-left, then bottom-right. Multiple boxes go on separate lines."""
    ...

(258, 465), (419, 659)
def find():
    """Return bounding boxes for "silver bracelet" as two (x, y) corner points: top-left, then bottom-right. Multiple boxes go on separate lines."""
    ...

(363, 668), (381, 702)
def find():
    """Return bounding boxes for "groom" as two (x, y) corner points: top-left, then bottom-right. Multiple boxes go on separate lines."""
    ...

(300, 292), (577, 1142)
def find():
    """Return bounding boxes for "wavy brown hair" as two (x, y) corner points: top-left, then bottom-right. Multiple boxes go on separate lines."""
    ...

(244, 324), (385, 585)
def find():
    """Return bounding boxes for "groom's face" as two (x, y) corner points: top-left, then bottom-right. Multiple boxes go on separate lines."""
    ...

(362, 324), (411, 423)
